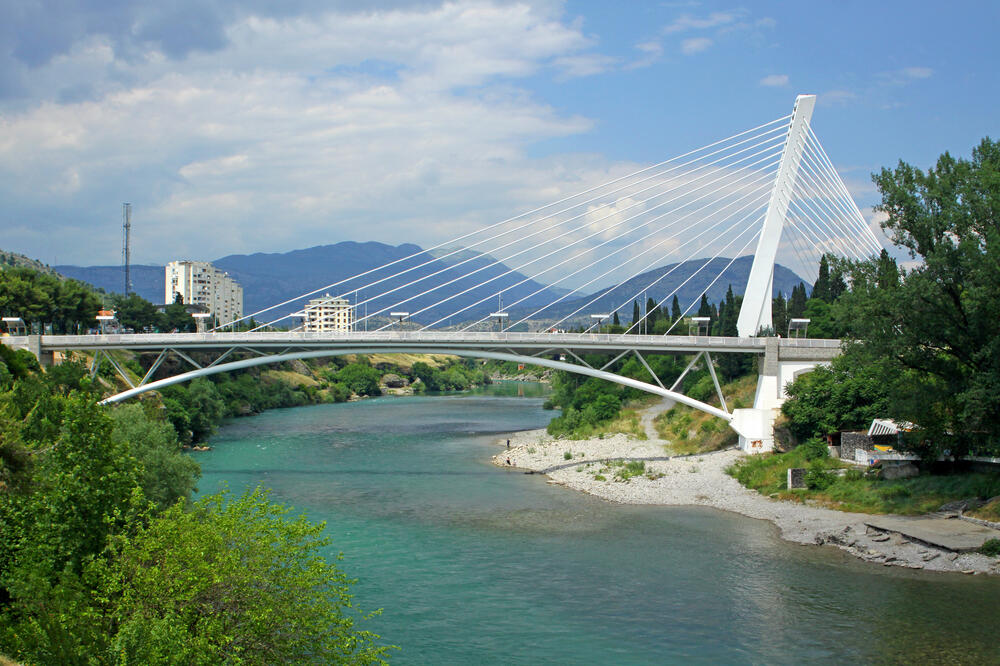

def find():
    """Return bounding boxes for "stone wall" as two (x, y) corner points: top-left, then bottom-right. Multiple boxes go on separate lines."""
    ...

(840, 431), (872, 462)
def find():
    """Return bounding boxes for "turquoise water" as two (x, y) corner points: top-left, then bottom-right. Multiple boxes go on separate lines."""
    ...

(197, 384), (1000, 665)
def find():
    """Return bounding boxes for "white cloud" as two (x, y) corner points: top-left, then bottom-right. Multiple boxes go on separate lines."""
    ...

(680, 37), (713, 55)
(759, 74), (789, 87)
(901, 66), (933, 80)
(0, 2), (622, 265)
(664, 12), (742, 34)
(819, 89), (858, 106)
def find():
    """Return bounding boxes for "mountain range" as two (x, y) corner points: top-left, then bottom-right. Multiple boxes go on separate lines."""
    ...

(52, 242), (810, 327)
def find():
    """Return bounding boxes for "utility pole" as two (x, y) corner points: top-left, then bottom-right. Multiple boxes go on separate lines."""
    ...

(122, 203), (132, 296)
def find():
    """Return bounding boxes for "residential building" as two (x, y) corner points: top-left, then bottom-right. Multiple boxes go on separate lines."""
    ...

(165, 260), (243, 326)
(303, 294), (354, 333)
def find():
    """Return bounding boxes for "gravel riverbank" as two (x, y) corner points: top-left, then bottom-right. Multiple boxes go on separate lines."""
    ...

(492, 428), (1000, 575)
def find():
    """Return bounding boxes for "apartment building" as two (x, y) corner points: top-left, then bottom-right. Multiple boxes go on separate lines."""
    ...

(165, 260), (244, 326)
(302, 294), (354, 333)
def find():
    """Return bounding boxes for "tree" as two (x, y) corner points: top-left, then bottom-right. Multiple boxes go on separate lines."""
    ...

(645, 297), (658, 332)
(781, 346), (895, 441)
(337, 363), (383, 396)
(788, 283), (808, 319)
(771, 291), (787, 336)
(630, 300), (640, 333)
(112, 293), (163, 332)
(838, 137), (1000, 455)
(697, 294), (712, 318)
(612, 310), (620, 327)
(93, 488), (390, 665)
(812, 254), (831, 302)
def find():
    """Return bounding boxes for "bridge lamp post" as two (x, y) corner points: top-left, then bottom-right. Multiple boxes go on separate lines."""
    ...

(389, 312), (410, 329)
(192, 312), (212, 334)
(2, 316), (26, 336)
(96, 314), (115, 335)
(689, 316), (711, 337)
(490, 312), (509, 332)
(788, 318), (810, 339)
(589, 313), (610, 334)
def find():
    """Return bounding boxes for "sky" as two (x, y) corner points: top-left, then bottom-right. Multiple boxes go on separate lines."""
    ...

(1, 0), (997, 269)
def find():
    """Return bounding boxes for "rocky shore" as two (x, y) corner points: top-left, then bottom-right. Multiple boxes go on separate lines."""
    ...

(492, 428), (1000, 575)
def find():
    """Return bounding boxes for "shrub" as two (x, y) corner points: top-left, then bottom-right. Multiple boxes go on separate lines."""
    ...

(978, 538), (1000, 557)
(799, 437), (829, 461)
(805, 462), (834, 490)
(563, 451), (572, 460)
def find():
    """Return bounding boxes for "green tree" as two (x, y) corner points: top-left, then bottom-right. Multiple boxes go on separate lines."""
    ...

(781, 347), (894, 441)
(108, 403), (200, 511)
(94, 488), (389, 665)
(771, 291), (787, 336)
(337, 363), (383, 396)
(812, 254), (831, 302)
(112, 293), (163, 332)
(838, 137), (1000, 455)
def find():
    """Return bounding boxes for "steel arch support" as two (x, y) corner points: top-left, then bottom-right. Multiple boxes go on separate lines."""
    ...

(100, 347), (741, 431)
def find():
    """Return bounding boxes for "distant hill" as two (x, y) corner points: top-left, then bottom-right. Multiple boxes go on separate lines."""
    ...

(52, 244), (810, 328)
(54, 264), (163, 302)
(507, 256), (810, 325)
(1, 249), (63, 278)
(55, 241), (578, 325)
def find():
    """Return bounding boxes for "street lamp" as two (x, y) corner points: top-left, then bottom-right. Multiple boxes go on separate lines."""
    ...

(96, 314), (116, 335)
(788, 318), (810, 339)
(2, 316), (26, 336)
(589, 313), (610, 333)
(489, 312), (509, 332)
(390, 312), (410, 329)
(689, 316), (711, 337)
(192, 312), (212, 333)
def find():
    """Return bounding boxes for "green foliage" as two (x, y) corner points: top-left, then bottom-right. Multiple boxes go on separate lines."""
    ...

(109, 403), (200, 511)
(781, 349), (893, 441)
(805, 463), (834, 490)
(337, 362), (384, 396)
(94, 488), (390, 664)
(799, 437), (830, 461)
(0, 267), (102, 333)
(0, 362), (389, 664)
(110, 292), (163, 332)
(613, 460), (646, 482)
(728, 447), (1000, 515)
(978, 538), (1000, 557)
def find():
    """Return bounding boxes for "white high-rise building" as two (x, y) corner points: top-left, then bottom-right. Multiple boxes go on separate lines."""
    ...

(165, 261), (244, 326)
(302, 294), (354, 333)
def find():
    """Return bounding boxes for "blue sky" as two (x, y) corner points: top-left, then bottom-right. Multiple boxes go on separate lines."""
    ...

(0, 0), (996, 268)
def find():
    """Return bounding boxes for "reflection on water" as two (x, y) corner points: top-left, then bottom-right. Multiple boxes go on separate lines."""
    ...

(197, 384), (1000, 665)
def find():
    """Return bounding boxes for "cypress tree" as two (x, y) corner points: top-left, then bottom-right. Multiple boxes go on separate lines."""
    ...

(812, 255), (831, 302)
(612, 311), (620, 327)
(697, 294), (712, 318)
(646, 297), (658, 332)
(631, 300), (640, 333)
(772, 291), (788, 336)
(789, 282), (808, 318)
(671, 295), (682, 324)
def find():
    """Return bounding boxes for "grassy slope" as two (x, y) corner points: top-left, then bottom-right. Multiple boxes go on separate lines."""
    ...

(653, 374), (756, 455)
(728, 447), (1000, 515)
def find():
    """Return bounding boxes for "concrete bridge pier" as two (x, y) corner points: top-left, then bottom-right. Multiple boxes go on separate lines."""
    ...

(0, 335), (52, 368)
(735, 338), (838, 453)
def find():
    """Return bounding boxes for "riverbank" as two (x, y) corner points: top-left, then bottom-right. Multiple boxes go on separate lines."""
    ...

(492, 428), (1000, 575)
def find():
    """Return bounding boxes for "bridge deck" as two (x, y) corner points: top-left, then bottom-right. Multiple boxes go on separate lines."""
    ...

(9, 331), (841, 358)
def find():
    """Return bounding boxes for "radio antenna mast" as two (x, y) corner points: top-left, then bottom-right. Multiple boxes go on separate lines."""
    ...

(122, 203), (132, 296)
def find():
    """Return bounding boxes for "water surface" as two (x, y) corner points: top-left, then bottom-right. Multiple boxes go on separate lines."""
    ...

(197, 384), (1000, 665)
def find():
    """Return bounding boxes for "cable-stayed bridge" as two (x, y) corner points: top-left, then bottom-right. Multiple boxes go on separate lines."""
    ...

(4, 95), (882, 451)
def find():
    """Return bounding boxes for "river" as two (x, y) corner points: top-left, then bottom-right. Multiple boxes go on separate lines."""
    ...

(196, 383), (1000, 665)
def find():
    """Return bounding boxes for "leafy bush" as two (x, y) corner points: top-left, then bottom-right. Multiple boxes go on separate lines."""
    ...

(978, 538), (1000, 557)
(799, 437), (829, 461)
(563, 451), (572, 460)
(805, 463), (834, 490)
